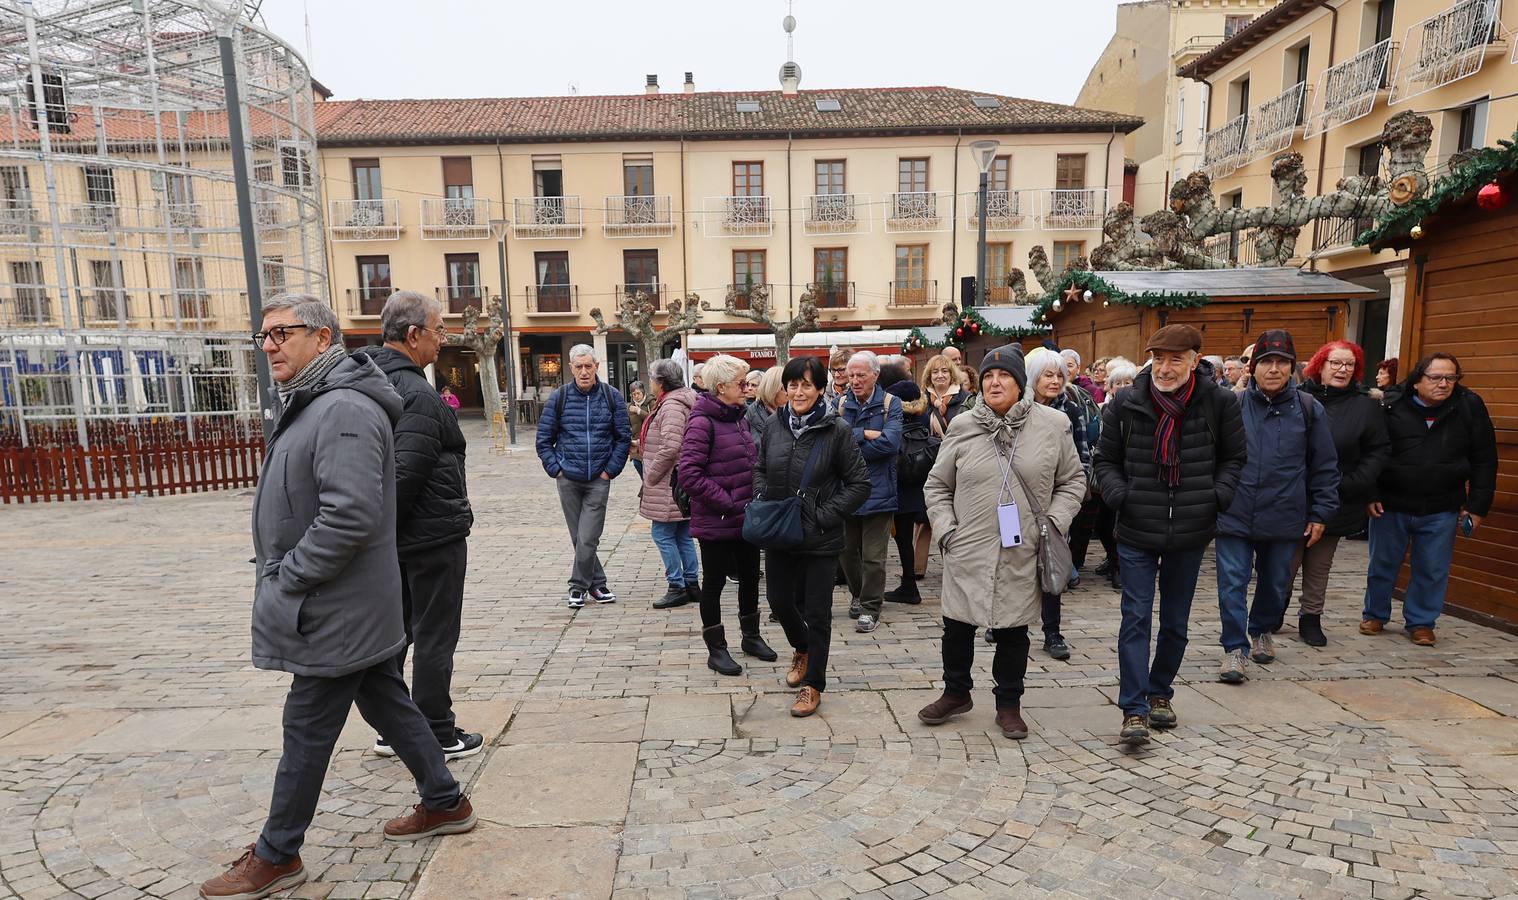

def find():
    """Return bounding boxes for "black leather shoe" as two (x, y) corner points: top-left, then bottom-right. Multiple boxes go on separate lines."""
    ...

(652, 585), (688, 610)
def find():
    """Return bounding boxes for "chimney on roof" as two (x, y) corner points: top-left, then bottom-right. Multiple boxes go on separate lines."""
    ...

(683, 72), (695, 94)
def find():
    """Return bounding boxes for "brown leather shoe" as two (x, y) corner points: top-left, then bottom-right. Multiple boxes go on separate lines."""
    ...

(785, 651), (809, 688)
(791, 686), (821, 717)
(916, 691), (973, 725)
(383, 795), (476, 841)
(199, 845), (305, 899)
(996, 708), (1029, 740)
(1409, 626), (1436, 646)
(1359, 619), (1384, 635)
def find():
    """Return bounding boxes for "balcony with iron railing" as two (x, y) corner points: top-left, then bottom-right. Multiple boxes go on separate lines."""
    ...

(886, 191), (947, 233)
(62, 203), (118, 231)
(604, 195), (675, 237)
(1203, 229), (1264, 266)
(1247, 82), (1309, 162)
(724, 282), (773, 311)
(888, 280), (937, 308)
(438, 284), (487, 315)
(705, 196), (773, 236)
(1312, 216), (1375, 254)
(1391, 0), (1503, 104)
(1, 290), (52, 326)
(0, 203), (37, 238)
(1305, 39), (1396, 138)
(806, 281), (856, 309)
(329, 198), (401, 241)
(804, 193), (863, 234)
(615, 282), (666, 310)
(1203, 114), (1251, 178)
(513, 196), (584, 239)
(421, 197), (492, 240)
(345, 287), (391, 318)
(1174, 34), (1224, 61)
(526, 283), (578, 315)
(1040, 188), (1108, 231)
(966, 190), (1035, 231)
(161, 291), (215, 324)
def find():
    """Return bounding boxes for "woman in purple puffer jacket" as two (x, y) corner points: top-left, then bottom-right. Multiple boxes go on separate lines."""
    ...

(678, 354), (778, 675)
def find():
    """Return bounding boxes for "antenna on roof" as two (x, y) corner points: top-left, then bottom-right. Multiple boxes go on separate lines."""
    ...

(779, 0), (801, 96)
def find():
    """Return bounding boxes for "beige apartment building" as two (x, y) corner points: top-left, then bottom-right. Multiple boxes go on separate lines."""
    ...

(1079, 0), (1275, 214)
(1182, 0), (1518, 360)
(311, 81), (1140, 402)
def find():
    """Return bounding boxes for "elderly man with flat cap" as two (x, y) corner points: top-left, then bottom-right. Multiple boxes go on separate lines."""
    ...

(1093, 324), (1247, 746)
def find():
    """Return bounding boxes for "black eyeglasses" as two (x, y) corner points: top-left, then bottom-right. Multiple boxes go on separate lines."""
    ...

(252, 324), (311, 346)
(1423, 373), (1461, 385)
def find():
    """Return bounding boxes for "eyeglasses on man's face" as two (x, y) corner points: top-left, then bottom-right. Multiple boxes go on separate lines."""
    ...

(1422, 373), (1461, 385)
(253, 324), (311, 346)
(415, 323), (449, 340)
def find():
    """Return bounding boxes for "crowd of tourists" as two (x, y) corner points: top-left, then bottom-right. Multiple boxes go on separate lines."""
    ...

(202, 287), (1498, 900)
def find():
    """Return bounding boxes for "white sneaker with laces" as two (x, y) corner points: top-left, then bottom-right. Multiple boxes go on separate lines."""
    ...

(566, 590), (587, 609)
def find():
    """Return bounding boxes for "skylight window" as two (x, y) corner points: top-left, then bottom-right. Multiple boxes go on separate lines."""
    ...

(736, 100), (761, 113)
(971, 96), (1001, 109)
(815, 98), (841, 112)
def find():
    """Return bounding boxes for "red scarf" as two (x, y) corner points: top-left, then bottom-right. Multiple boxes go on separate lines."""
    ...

(1149, 374), (1196, 488)
(638, 397), (659, 455)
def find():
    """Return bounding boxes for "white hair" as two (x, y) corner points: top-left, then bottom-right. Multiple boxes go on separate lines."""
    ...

(1059, 348), (1081, 367)
(1105, 357), (1138, 387)
(379, 290), (443, 342)
(702, 354), (749, 391)
(848, 350), (880, 372)
(1025, 348), (1068, 386)
(568, 343), (597, 364)
(262, 293), (341, 343)
(1203, 354), (1224, 369)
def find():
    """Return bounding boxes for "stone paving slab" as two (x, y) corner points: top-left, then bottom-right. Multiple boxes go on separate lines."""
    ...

(1309, 677), (1503, 721)
(643, 693), (733, 741)
(472, 742), (637, 827)
(1416, 674), (1518, 716)
(408, 823), (619, 900)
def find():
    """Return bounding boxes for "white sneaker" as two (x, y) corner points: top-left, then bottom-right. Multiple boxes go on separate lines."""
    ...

(855, 614), (878, 633)
(566, 590), (587, 609)
(1218, 649), (1247, 684)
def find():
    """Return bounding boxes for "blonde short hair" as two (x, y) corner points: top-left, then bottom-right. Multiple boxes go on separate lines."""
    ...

(920, 353), (962, 387)
(702, 354), (749, 391)
(757, 365), (786, 408)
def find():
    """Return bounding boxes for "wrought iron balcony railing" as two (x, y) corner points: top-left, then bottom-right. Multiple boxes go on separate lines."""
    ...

(421, 197), (492, 240)
(1391, 0), (1502, 105)
(345, 287), (391, 317)
(1203, 229), (1264, 266)
(2, 291), (52, 326)
(604, 195), (675, 237)
(63, 203), (117, 231)
(1247, 82), (1308, 161)
(1312, 216), (1375, 253)
(0, 203), (37, 237)
(888, 280), (937, 307)
(329, 198), (401, 241)
(437, 285), (487, 315)
(82, 291), (133, 323)
(1202, 114), (1250, 178)
(513, 197), (584, 239)
(526, 284), (578, 314)
(1040, 188), (1108, 231)
(805, 193), (864, 234)
(806, 281), (856, 309)
(966, 190), (1035, 231)
(615, 282), (666, 310)
(1305, 39), (1396, 138)
(886, 191), (948, 233)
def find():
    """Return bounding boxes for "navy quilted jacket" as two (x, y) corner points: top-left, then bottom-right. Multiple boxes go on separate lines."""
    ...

(536, 380), (632, 482)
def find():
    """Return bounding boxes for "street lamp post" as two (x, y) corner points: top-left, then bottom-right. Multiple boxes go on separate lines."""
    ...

(970, 140), (1000, 309)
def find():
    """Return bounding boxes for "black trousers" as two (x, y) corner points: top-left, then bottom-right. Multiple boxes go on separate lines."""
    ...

(943, 617), (1030, 709)
(397, 538), (467, 745)
(1095, 498), (1119, 571)
(766, 550), (835, 691)
(892, 512), (918, 580)
(697, 538), (761, 629)
(255, 655), (460, 865)
(1067, 497), (1101, 568)
(1041, 592), (1063, 642)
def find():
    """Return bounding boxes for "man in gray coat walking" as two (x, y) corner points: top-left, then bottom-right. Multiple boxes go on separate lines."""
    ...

(200, 295), (476, 900)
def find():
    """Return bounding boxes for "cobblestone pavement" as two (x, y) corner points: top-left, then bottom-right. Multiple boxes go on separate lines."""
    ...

(2, 422), (1516, 899)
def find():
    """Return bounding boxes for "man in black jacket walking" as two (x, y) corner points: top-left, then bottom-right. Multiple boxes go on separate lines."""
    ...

(1093, 325), (1248, 747)
(353, 291), (482, 761)
(1362, 352), (1498, 646)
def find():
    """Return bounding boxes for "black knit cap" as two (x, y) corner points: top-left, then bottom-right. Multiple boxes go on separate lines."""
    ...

(1251, 328), (1297, 368)
(978, 344), (1027, 392)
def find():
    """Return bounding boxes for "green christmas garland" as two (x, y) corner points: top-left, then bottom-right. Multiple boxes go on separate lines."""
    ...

(1359, 134), (1518, 246)
(900, 307), (1047, 354)
(1028, 270), (1210, 325)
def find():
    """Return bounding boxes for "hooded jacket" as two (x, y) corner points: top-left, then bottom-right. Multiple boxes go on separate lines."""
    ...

(637, 386), (696, 523)
(840, 383), (903, 516)
(1216, 380), (1340, 541)
(1299, 380), (1390, 535)
(251, 354), (407, 678)
(350, 346), (473, 553)
(752, 403), (871, 557)
(679, 392), (757, 540)
(885, 381), (932, 516)
(536, 379), (632, 482)
(1375, 384), (1498, 517)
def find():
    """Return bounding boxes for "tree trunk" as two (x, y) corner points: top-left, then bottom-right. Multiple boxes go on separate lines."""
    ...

(475, 341), (504, 431)
(638, 334), (661, 384)
(774, 332), (792, 365)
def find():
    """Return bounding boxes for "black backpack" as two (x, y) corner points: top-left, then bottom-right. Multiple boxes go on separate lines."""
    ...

(897, 398), (939, 485)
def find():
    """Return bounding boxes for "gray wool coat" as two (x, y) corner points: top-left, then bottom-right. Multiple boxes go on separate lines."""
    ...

(251, 354), (408, 678)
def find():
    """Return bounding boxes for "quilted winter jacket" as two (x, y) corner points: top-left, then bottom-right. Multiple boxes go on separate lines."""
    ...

(1216, 380), (1340, 541)
(1092, 371), (1248, 551)
(1374, 384), (1498, 517)
(840, 384), (903, 516)
(637, 387), (696, 523)
(535, 380), (632, 483)
(350, 346), (473, 554)
(1299, 380), (1389, 536)
(679, 392), (757, 540)
(753, 404), (872, 557)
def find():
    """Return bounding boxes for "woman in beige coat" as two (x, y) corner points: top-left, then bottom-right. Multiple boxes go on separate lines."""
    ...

(918, 345), (1086, 740)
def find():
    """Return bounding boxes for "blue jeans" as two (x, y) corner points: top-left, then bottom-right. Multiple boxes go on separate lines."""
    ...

(1116, 543), (1206, 718)
(1214, 536), (1298, 654)
(1363, 510), (1458, 630)
(650, 520), (699, 587)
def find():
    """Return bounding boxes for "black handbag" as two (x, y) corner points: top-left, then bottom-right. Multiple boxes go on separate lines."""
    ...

(743, 432), (828, 550)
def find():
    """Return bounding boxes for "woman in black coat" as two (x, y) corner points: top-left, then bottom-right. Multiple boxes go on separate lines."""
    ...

(881, 365), (933, 605)
(1290, 341), (1389, 645)
(753, 355), (870, 718)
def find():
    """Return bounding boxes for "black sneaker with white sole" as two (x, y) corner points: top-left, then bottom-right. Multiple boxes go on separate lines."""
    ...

(441, 729), (485, 761)
(590, 586), (618, 604)
(566, 590), (587, 609)
(373, 736), (395, 757)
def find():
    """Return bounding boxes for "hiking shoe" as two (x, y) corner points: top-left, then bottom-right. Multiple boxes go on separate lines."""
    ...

(590, 586), (617, 604)
(1148, 697), (1177, 729)
(372, 736), (395, 757)
(784, 651), (809, 688)
(917, 691), (973, 725)
(1409, 626), (1436, 647)
(1250, 632), (1276, 664)
(848, 599), (862, 619)
(791, 686), (821, 717)
(1359, 618), (1383, 635)
(1044, 635), (1071, 661)
(996, 708), (1029, 740)
(566, 590), (587, 609)
(1093, 558), (1111, 577)
(855, 614), (878, 634)
(199, 846), (305, 899)
(1299, 614), (1327, 647)
(383, 795), (476, 841)
(442, 730), (484, 761)
(1218, 649), (1248, 684)
(1119, 715), (1150, 747)
(652, 585), (688, 609)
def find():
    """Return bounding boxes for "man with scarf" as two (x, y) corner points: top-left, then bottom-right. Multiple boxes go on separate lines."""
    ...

(1093, 324), (1247, 747)
(202, 295), (475, 900)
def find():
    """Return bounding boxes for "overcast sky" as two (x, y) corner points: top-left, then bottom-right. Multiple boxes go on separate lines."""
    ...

(255, 0), (1126, 108)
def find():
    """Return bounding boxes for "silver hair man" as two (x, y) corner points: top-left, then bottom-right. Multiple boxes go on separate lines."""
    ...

(261, 293), (342, 344)
(380, 290), (444, 342)
(568, 343), (597, 363)
(848, 350), (880, 372)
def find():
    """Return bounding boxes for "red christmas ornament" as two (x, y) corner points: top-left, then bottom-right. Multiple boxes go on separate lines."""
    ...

(955, 327), (965, 338)
(970, 323), (981, 334)
(1477, 181), (1508, 211)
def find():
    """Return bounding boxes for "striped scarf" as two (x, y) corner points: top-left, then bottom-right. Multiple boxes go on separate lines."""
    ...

(1149, 374), (1196, 488)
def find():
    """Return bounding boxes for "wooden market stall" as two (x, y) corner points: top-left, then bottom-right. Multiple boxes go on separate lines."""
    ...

(1366, 155), (1518, 631)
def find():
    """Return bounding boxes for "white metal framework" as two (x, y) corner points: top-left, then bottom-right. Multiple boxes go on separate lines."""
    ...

(603, 194), (674, 237)
(1391, 0), (1503, 105)
(804, 193), (868, 235)
(511, 196), (584, 239)
(701, 196), (773, 237)
(329, 198), (400, 241)
(420, 197), (491, 240)
(1304, 39), (1396, 139)
(1202, 114), (1250, 178)
(1039, 188), (1107, 231)
(965, 189), (1035, 232)
(1247, 82), (1308, 161)
(884, 191), (951, 233)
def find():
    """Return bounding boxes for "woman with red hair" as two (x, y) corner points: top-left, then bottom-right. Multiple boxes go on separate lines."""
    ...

(1287, 340), (1389, 645)
(1374, 357), (1399, 398)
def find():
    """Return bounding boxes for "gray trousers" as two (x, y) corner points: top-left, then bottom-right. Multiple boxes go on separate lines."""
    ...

(843, 512), (893, 617)
(1290, 534), (1342, 616)
(556, 475), (610, 592)
(256, 655), (460, 865)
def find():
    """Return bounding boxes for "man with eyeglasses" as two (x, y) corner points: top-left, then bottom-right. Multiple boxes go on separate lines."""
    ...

(203, 294), (474, 900)
(1363, 352), (1497, 646)
(351, 290), (483, 764)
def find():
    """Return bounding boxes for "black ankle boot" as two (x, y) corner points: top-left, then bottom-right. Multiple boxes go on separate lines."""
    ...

(1299, 614), (1327, 647)
(737, 614), (778, 661)
(684, 582), (702, 606)
(884, 580), (922, 604)
(652, 584), (688, 609)
(703, 625), (742, 675)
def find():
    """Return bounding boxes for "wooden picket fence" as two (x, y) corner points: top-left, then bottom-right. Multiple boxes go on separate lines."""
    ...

(0, 419), (264, 503)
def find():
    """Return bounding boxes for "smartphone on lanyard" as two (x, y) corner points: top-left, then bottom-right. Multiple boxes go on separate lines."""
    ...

(993, 436), (1022, 548)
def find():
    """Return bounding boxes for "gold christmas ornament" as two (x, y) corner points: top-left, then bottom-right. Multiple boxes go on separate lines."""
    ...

(1410, 224), (1425, 239)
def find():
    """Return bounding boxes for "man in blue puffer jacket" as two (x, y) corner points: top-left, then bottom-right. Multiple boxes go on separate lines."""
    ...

(1214, 329), (1339, 683)
(536, 344), (632, 609)
(839, 350), (902, 634)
